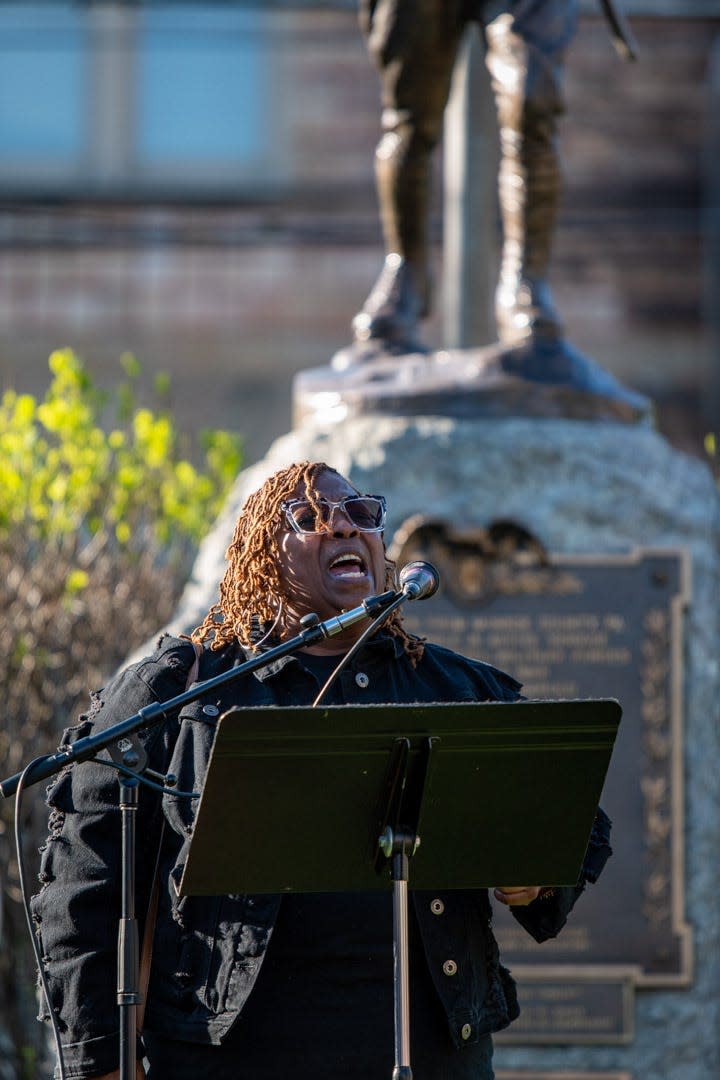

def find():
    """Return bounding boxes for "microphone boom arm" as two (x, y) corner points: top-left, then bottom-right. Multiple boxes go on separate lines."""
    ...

(0, 588), (400, 799)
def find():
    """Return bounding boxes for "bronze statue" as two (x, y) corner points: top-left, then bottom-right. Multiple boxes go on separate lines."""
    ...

(329, 0), (643, 413)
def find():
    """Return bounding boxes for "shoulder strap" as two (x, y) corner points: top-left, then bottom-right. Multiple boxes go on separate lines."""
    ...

(138, 640), (203, 1032)
(183, 639), (202, 690)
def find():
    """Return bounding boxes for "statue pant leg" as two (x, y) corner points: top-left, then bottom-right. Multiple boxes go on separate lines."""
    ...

(484, 0), (579, 344)
(353, 0), (468, 348)
(481, 0), (648, 412)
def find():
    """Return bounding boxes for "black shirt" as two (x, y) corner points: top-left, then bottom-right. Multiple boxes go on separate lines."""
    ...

(219, 888), (494, 1079)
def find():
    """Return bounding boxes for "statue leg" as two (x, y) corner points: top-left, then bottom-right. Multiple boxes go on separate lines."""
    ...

(485, 0), (578, 346)
(346, 0), (467, 357)
(479, 0), (649, 412)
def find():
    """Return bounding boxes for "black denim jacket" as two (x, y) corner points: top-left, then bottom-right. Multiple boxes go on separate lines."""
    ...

(31, 634), (612, 1077)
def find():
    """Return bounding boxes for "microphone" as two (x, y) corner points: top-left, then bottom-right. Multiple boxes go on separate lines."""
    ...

(398, 560), (440, 601)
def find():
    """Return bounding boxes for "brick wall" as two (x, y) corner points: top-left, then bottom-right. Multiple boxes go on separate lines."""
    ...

(0, 13), (716, 464)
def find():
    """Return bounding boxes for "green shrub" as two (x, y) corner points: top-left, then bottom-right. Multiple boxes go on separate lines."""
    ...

(0, 349), (242, 1078)
(0, 347), (241, 557)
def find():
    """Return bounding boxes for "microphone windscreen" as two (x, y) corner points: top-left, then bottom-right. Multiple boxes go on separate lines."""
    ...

(398, 560), (440, 600)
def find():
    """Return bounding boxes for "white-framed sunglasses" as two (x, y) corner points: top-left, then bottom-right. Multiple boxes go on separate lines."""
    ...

(281, 495), (387, 534)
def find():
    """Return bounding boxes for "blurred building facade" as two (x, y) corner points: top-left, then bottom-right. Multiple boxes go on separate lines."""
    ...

(0, 0), (717, 464)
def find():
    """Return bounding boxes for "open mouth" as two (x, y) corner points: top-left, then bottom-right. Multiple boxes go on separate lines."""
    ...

(327, 552), (368, 580)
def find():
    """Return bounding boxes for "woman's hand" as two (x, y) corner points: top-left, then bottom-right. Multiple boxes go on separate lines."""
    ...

(493, 886), (542, 906)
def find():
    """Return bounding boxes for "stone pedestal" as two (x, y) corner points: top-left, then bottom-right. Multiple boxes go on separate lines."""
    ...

(171, 414), (719, 1080)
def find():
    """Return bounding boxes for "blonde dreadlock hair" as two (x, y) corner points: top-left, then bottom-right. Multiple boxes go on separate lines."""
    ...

(191, 460), (425, 665)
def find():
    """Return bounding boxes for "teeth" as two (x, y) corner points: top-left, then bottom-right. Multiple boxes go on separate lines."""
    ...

(329, 553), (365, 575)
(330, 553), (362, 568)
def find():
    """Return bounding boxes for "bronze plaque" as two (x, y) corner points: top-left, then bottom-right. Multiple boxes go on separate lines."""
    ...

(391, 521), (692, 1042)
(496, 974), (634, 1044)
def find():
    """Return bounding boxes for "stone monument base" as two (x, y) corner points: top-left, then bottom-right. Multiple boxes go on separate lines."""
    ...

(170, 413), (718, 1080)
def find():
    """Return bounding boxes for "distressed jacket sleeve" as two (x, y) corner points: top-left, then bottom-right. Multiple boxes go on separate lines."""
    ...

(29, 637), (197, 1078)
(509, 807), (613, 943)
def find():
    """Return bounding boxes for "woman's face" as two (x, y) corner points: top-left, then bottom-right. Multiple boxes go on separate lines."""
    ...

(274, 470), (387, 651)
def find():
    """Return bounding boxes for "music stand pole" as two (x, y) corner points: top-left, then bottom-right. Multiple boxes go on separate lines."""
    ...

(381, 826), (419, 1080)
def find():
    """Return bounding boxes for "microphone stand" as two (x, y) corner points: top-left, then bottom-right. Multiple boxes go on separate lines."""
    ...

(0, 586), (400, 1080)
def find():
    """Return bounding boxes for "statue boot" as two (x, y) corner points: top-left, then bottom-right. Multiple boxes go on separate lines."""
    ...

(350, 253), (428, 351)
(332, 111), (435, 370)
